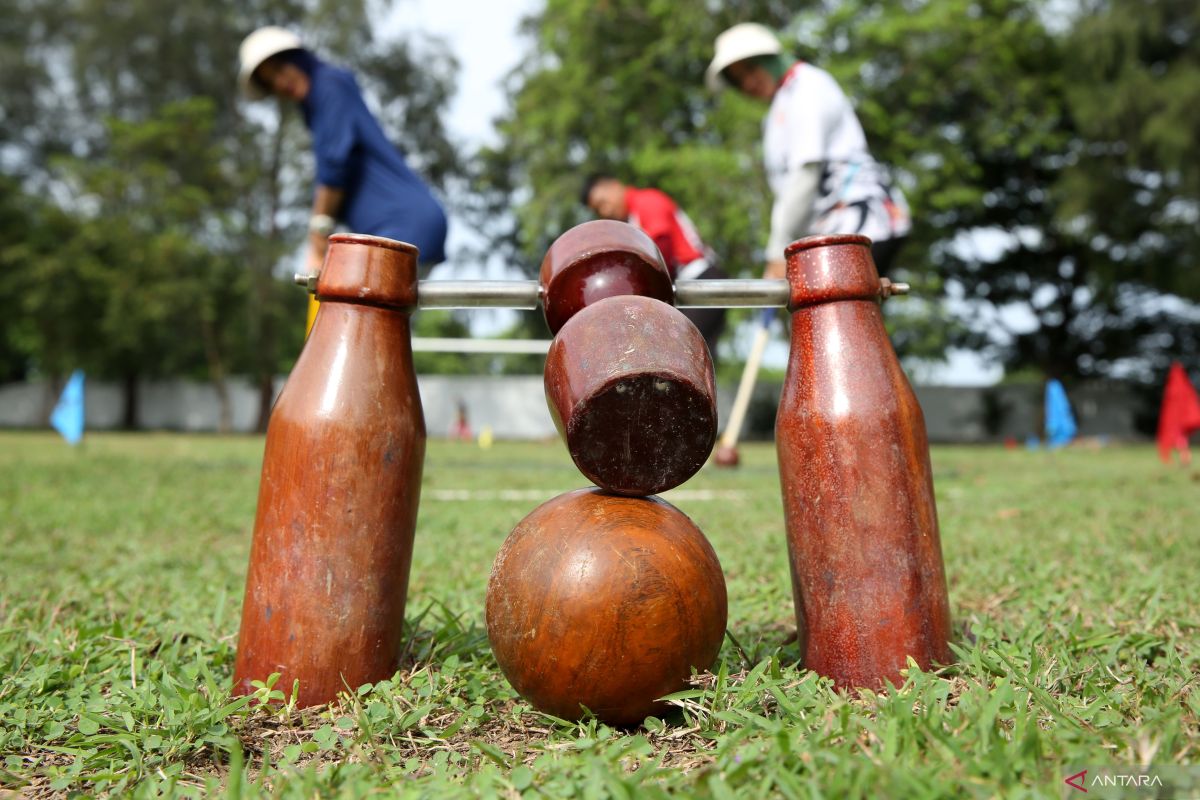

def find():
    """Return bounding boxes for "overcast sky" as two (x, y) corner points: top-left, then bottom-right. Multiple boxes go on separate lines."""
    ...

(384, 0), (540, 150)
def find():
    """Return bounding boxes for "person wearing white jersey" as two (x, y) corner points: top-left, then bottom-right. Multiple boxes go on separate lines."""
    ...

(706, 23), (911, 280)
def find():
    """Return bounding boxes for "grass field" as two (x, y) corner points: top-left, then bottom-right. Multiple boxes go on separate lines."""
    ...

(1, 432), (1197, 798)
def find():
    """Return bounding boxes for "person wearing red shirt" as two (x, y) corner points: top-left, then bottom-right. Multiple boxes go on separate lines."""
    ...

(582, 175), (727, 360)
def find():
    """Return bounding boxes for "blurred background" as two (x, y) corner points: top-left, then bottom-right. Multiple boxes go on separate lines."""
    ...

(1, 0), (1196, 440)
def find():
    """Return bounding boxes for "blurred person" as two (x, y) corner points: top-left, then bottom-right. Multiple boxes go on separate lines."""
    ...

(450, 398), (473, 441)
(238, 27), (448, 298)
(582, 175), (727, 360)
(706, 23), (911, 279)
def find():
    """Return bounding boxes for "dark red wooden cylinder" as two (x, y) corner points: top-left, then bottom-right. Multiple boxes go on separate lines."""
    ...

(233, 234), (426, 707)
(776, 234), (952, 690)
(545, 295), (717, 496)
(486, 488), (727, 726)
(539, 220), (674, 333)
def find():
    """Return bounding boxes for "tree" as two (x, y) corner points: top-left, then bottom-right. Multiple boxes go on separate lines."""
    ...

(805, 0), (1200, 381)
(0, 186), (101, 388)
(45, 100), (248, 428)
(472, 0), (960, 361)
(479, 0), (1199, 380)
(1, 0), (462, 427)
(473, 0), (794, 279)
(1064, 0), (1200, 376)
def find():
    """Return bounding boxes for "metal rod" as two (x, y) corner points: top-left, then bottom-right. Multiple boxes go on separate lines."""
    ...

(413, 279), (796, 309)
(411, 336), (551, 354)
(417, 280), (542, 309)
(673, 279), (791, 308)
(296, 274), (909, 308)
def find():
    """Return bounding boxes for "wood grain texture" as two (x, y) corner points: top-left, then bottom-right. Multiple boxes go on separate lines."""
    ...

(776, 235), (952, 690)
(544, 296), (717, 496)
(233, 234), (426, 707)
(485, 488), (727, 726)
(539, 220), (673, 333)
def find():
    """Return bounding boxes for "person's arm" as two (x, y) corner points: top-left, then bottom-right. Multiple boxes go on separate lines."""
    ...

(305, 185), (345, 274)
(305, 72), (357, 274)
(764, 162), (821, 279)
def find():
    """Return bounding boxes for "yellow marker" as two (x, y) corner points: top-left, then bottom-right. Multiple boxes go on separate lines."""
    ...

(306, 296), (320, 337)
(478, 426), (494, 450)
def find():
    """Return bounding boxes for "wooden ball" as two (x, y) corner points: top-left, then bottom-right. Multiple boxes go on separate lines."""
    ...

(485, 488), (727, 726)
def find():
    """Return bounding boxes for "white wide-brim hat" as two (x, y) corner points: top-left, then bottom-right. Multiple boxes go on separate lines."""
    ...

(705, 22), (783, 92)
(238, 26), (304, 99)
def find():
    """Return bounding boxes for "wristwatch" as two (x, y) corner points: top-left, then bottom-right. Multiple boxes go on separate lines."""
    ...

(308, 213), (336, 237)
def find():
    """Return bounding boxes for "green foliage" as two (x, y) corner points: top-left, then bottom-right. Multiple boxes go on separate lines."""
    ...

(472, 0), (970, 364)
(411, 311), (485, 376)
(0, 0), (460, 420)
(1064, 0), (1200, 308)
(0, 186), (92, 380)
(44, 100), (231, 379)
(1, 433), (1197, 795)
(805, 0), (1200, 380)
(480, 0), (1200, 379)
(473, 0), (794, 277)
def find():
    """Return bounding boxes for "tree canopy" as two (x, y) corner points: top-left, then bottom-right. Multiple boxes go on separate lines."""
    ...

(475, 0), (1200, 380)
(0, 0), (460, 427)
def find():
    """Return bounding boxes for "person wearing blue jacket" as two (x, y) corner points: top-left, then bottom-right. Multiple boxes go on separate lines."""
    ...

(238, 27), (448, 280)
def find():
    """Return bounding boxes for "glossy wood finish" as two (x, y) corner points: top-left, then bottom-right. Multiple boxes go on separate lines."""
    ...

(486, 488), (727, 726)
(545, 295), (717, 496)
(539, 220), (674, 333)
(776, 234), (951, 690)
(233, 234), (426, 707)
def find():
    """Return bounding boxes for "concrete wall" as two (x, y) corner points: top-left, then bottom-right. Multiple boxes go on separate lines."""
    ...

(0, 375), (1154, 442)
(0, 377), (283, 433)
(729, 380), (1151, 443)
(0, 376), (556, 439)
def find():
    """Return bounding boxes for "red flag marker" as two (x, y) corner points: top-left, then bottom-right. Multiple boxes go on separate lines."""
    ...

(1157, 362), (1200, 465)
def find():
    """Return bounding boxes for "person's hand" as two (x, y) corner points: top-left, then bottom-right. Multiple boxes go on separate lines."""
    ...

(764, 259), (786, 280)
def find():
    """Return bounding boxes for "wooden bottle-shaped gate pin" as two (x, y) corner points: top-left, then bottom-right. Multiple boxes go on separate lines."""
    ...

(233, 234), (426, 707)
(776, 234), (952, 690)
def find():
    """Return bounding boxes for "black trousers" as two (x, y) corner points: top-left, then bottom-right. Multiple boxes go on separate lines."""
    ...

(679, 264), (728, 365)
(871, 236), (907, 275)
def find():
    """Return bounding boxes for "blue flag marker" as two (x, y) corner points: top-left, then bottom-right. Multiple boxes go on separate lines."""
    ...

(50, 370), (85, 446)
(1044, 379), (1076, 449)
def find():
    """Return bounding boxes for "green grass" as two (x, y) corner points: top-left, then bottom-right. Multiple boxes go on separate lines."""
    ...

(1, 432), (1197, 798)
